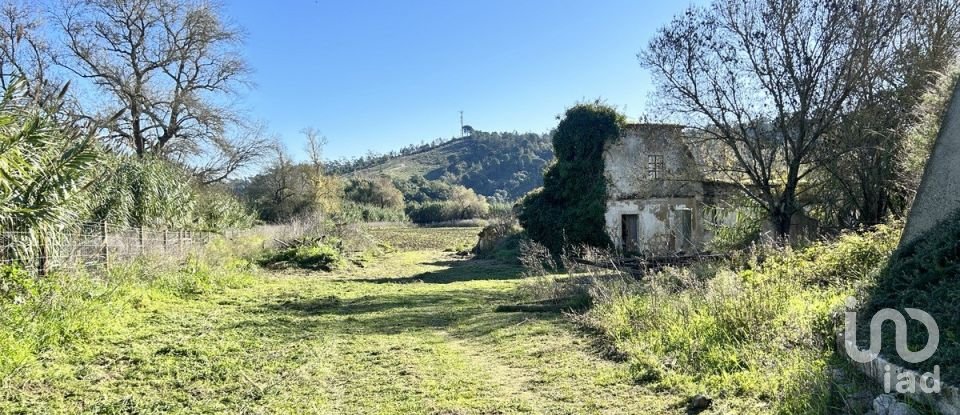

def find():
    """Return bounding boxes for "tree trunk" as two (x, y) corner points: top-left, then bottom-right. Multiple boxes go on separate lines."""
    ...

(771, 209), (792, 240)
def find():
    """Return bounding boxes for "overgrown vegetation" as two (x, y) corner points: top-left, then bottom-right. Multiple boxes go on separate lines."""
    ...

(579, 224), (901, 413)
(258, 238), (344, 271)
(861, 209), (960, 384)
(643, 0), (960, 236)
(0, 226), (704, 414)
(0, 234), (261, 378)
(519, 102), (624, 254)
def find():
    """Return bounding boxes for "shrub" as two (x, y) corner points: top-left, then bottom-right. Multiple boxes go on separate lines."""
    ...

(406, 195), (490, 224)
(339, 201), (407, 223)
(193, 188), (256, 230)
(706, 206), (763, 252)
(258, 239), (344, 271)
(474, 221), (524, 262)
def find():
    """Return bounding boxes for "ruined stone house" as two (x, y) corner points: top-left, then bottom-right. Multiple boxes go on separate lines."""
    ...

(603, 124), (740, 255)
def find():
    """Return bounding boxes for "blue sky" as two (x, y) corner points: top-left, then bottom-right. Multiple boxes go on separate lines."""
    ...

(223, 1), (704, 161)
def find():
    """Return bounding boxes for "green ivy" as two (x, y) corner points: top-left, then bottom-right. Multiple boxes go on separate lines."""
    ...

(518, 102), (624, 253)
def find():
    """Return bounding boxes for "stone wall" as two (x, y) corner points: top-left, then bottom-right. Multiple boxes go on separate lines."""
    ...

(902, 82), (960, 245)
(836, 333), (960, 414)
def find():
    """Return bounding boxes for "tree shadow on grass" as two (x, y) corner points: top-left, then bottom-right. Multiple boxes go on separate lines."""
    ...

(346, 258), (526, 284)
(225, 285), (533, 339)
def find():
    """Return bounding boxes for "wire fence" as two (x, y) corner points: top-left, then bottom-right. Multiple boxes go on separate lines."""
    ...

(0, 223), (219, 276)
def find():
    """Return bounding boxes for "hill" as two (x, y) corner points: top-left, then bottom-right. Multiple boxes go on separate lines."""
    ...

(335, 131), (553, 202)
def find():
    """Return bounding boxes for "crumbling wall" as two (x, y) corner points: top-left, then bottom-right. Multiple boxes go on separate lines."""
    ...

(605, 198), (701, 255)
(603, 124), (704, 200)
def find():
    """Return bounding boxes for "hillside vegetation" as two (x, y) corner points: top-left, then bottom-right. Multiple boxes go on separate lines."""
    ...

(346, 131), (553, 202)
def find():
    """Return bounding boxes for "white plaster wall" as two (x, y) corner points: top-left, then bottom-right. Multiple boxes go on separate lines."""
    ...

(606, 198), (700, 254)
(603, 124), (703, 200)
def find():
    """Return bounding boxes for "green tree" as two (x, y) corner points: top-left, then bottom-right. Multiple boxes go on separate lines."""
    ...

(345, 176), (404, 210)
(0, 81), (97, 271)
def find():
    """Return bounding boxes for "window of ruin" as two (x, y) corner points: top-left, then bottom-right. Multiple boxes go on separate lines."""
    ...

(647, 154), (665, 179)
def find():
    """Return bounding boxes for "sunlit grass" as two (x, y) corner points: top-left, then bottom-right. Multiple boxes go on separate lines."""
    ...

(0, 229), (686, 414)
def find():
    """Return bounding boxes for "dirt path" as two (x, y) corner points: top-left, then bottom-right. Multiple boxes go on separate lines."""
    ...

(4, 249), (683, 414)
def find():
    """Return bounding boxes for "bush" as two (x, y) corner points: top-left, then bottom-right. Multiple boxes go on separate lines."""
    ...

(406, 198), (489, 224)
(339, 201), (408, 223)
(583, 223), (902, 413)
(258, 239), (344, 271)
(193, 188), (256, 230)
(474, 221), (524, 262)
(706, 206), (764, 252)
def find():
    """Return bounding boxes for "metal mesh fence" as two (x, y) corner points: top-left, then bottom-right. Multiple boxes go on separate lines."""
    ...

(0, 223), (217, 275)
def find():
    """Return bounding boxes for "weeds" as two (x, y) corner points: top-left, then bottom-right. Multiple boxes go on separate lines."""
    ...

(258, 240), (344, 271)
(0, 235), (259, 378)
(572, 223), (902, 413)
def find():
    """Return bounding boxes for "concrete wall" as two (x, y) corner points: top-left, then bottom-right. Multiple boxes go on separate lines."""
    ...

(902, 82), (960, 245)
(605, 198), (701, 255)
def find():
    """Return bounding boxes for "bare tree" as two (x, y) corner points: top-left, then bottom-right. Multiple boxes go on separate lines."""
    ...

(190, 122), (271, 184)
(302, 126), (327, 176)
(0, 1), (55, 102)
(819, 0), (960, 227)
(301, 127), (342, 217)
(52, 0), (265, 181)
(642, 0), (907, 237)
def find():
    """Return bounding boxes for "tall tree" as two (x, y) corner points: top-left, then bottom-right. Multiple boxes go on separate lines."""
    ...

(642, 0), (906, 236)
(820, 0), (960, 227)
(302, 127), (343, 217)
(53, 0), (266, 182)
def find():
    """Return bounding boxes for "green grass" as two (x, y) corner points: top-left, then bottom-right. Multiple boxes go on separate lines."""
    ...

(0, 227), (687, 414)
(583, 223), (904, 414)
(862, 209), (960, 384)
(364, 225), (480, 252)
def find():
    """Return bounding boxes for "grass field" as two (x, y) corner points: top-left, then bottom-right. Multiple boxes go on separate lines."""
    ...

(0, 227), (690, 414)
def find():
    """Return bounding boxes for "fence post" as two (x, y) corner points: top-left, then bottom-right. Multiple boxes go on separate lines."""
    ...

(37, 234), (47, 277)
(101, 222), (110, 269)
(138, 225), (144, 256)
(163, 229), (168, 254)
